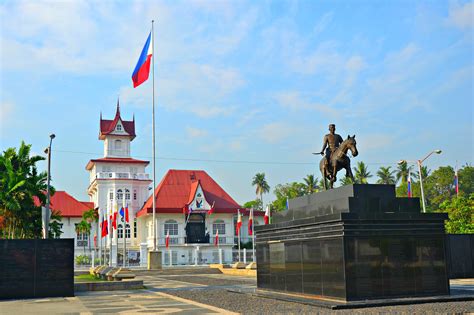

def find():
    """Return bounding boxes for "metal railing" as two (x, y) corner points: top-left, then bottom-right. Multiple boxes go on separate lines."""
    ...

(96, 172), (149, 180)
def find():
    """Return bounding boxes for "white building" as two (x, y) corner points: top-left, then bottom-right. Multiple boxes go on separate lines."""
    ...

(56, 103), (263, 265)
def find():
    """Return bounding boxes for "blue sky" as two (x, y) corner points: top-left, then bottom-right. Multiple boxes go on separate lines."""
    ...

(1, 0), (473, 205)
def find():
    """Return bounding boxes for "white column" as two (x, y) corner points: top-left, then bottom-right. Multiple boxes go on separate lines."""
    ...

(243, 248), (247, 264)
(218, 248), (223, 264)
(140, 242), (148, 268)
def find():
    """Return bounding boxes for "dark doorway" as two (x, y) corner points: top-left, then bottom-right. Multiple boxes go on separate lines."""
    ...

(186, 213), (208, 243)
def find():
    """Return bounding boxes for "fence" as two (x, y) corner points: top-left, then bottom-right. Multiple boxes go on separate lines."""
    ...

(446, 234), (474, 279)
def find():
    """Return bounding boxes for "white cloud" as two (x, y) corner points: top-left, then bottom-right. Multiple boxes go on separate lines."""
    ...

(314, 11), (334, 35)
(229, 139), (243, 152)
(0, 101), (14, 128)
(186, 127), (208, 138)
(190, 105), (236, 119)
(446, 1), (474, 30)
(274, 91), (339, 116)
(259, 122), (295, 144)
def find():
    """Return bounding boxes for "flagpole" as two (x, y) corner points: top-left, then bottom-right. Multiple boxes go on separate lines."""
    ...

(252, 208), (255, 263)
(123, 202), (126, 267)
(98, 209), (102, 265)
(109, 201), (112, 267)
(151, 20), (157, 252)
(238, 209), (241, 262)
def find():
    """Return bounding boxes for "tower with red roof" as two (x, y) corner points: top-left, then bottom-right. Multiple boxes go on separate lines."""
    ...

(86, 101), (151, 251)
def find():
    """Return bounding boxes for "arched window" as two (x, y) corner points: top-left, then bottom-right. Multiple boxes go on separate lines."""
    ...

(125, 189), (131, 200)
(115, 139), (122, 150)
(133, 190), (137, 200)
(117, 189), (123, 200)
(109, 190), (114, 200)
(213, 219), (226, 235)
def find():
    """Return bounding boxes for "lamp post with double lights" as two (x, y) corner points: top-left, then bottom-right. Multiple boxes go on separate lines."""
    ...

(44, 133), (56, 239)
(399, 149), (442, 213)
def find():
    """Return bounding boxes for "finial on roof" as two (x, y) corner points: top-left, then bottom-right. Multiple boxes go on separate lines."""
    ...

(116, 97), (121, 118)
(133, 113), (135, 121)
(100, 111), (102, 120)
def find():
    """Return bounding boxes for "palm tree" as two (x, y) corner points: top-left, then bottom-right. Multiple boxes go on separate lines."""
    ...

(354, 161), (372, 184)
(340, 175), (354, 186)
(82, 209), (98, 255)
(0, 142), (49, 239)
(48, 210), (63, 239)
(396, 162), (414, 184)
(252, 173), (270, 210)
(75, 220), (91, 255)
(376, 166), (396, 184)
(303, 174), (319, 194)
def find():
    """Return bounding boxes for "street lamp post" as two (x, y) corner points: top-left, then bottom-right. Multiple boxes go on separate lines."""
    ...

(399, 149), (442, 213)
(44, 134), (56, 239)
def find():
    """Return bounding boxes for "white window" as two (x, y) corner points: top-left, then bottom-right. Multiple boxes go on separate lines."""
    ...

(125, 189), (131, 200)
(117, 124), (122, 131)
(164, 220), (178, 236)
(115, 139), (122, 150)
(118, 224), (131, 238)
(134, 218), (137, 238)
(75, 226), (89, 247)
(109, 190), (114, 200)
(117, 189), (123, 200)
(213, 219), (226, 235)
(133, 190), (137, 200)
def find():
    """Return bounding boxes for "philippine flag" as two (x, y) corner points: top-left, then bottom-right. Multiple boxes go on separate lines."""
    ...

(454, 168), (459, 196)
(264, 205), (270, 225)
(132, 32), (153, 88)
(407, 171), (412, 198)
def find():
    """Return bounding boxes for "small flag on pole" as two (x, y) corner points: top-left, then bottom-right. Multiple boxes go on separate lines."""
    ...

(454, 168), (459, 196)
(407, 171), (412, 198)
(101, 212), (108, 238)
(248, 208), (253, 235)
(165, 230), (170, 248)
(112, 203), (118, 230)
(214, 229), (219, 246)
(264, 205), (270, 225)
(132, 32), (153, 88)
(286, 198), (289, 210)
(207, 201), (215, 217)
(236, 211), (242, 235)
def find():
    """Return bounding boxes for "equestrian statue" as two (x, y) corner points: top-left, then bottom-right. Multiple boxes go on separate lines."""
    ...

(314, 124), (358, 190)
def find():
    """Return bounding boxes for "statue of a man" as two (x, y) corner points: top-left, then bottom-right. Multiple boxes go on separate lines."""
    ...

(320, 124), (343, 169)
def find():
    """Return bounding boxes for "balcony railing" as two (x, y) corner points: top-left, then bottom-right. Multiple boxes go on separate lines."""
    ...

(153, 236), (237, 246)
(96, 172), (149, 180)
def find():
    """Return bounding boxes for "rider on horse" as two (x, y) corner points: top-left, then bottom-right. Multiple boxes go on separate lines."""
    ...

(320, 124), (343, 176)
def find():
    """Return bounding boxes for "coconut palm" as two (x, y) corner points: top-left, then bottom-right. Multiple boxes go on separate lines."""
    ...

(340, 175), (354, 186)
(376, 166), (396, 185)
(303, 174), (319, 194)
(354, 161), (372, 184)
(82, 208), (98, 254)
(75, 220), (91, 255)
(0, 142), (50, 239)
(252, 173), (270, 210)
(396, 162), (414, 184)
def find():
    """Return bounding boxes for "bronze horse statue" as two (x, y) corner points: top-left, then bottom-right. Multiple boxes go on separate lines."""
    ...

(318, 135), (358, 190)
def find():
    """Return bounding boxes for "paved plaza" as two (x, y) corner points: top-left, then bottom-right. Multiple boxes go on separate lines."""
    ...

(1, 269), (473, 314)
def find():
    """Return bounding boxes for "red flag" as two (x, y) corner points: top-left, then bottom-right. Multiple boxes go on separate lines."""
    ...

(236, 211), (242, 235)
(94, 234), (97, 247)
(214, 229), (219, 246)
(248, 208), (253, 235)
(165, 230), (170, 248)
(125, 204), (129, 223)
(101, 216), (108, 237)
(111, 212), (117, 230)
(264, 205), (270, 225)
(207, 201), (215, 216)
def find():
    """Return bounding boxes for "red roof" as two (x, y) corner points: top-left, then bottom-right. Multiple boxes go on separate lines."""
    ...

(99, 100), (136, 140)
(137, 170), (254, 217)
(86, 157), (149, 170)
(34, 191), (94, 218)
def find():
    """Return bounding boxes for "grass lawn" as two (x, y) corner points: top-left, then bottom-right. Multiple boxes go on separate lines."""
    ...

(74, 274), (105, 283)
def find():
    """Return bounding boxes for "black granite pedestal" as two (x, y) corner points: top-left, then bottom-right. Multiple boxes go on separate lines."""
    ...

(255, 184), (450, 302)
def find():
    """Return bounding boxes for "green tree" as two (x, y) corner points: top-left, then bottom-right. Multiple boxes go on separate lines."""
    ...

(0, 142), (52, 239)
(458, 165), (474, 195)
(82, 208), (98, 254)
(438, 193), (474, 234)
(302, 174), (319, 194)
(75, 220), (91, 255)
(424, 166), (456, 212)
(252, 173), (270, 209)
(339, 175), (354, 186)
(396, 162), (414, 184)
(242, 199), (262, 211)
(354, 161), (372, 184)
(48, 210), (63, 239)
(376, 166), (396, 185)
(271, 182), (306, 211)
